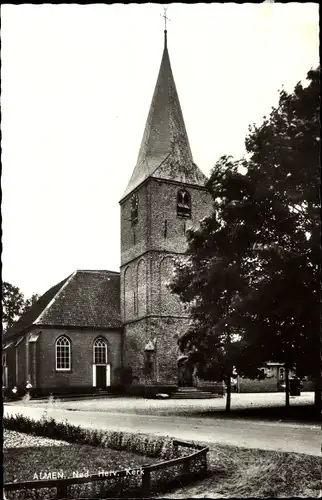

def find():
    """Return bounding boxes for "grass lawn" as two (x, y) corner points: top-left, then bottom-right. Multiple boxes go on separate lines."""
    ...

(156, 443), (322, 498)
(196, 403), (320, 424)
(4, 439), (155, 484)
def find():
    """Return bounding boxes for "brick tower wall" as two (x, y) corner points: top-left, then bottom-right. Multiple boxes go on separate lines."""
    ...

(120, 177), (212, 386)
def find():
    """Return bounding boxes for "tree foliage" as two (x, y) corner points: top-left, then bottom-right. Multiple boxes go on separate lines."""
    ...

(2, 282), (40, 333)
(2, 282), (25, 332)
(171, 67), (320, 408)
(239, 67), (320, 380)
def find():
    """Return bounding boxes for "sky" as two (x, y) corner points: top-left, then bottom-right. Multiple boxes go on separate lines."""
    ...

(1, 3), (319, 298)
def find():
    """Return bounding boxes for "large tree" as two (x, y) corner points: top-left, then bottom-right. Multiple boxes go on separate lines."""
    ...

(171, 156), (270, 411)
(2, 282), (25, 332)
(240, 66), (320, 406)
(171, 66), (320, 409)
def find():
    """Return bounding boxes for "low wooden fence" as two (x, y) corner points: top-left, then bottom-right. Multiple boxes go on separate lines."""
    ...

(4, 439), (209, 499)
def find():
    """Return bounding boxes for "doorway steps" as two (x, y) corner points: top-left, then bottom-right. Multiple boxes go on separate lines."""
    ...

(171, 387), (221, 399)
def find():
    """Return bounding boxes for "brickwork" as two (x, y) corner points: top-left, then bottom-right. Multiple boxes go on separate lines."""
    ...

(160, 255), (181, 315)
(122, 320), (147, 384)
(123, 266), (134, 321)
(120, 176), (212, 386)
(25, 335), (30, 381)
(137, 258), (147, 316)
(121, 183), (149, 266)
(120, 179), (211, 267)
(35, 327), (122, 388)
(149, 179), (211, 254)
(123, 316), (190, 384)
(30, 342), (37, 387)
(5, 346), (15, 388)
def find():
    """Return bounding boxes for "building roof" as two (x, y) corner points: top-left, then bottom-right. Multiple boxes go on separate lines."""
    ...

(121, 30), (207, 201)
(4, 270), (122, 340)
(3, 276), (71, 340)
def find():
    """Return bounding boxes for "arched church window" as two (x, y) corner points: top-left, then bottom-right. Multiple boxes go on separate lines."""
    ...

(55, 336), (71, 371)
(131, 195), (138, 226)
(177, 189), (191, 218)
(93, 338), (107, 364)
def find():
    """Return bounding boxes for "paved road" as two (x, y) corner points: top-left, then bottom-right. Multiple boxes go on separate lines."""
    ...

(4, 403), (321, 457)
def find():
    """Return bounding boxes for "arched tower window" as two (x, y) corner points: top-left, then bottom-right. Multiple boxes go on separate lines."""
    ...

(93, 338), (108, 364)
(131, 195), (138, 226)
(177, 189), (191, 218)
(55, 336), (71, 371)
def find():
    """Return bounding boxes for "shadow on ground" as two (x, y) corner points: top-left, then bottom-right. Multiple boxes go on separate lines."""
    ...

(195, 404), (319, 424)
(154, 444), (322, 498)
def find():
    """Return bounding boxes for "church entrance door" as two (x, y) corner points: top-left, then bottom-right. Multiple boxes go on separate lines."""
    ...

(96, 366), (106, 389)
(94, 365), (111, 389)
(177, 359), (194, 387)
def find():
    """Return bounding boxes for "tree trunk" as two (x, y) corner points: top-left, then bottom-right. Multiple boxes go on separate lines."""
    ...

(225, 375), (231, 412)
(314, 374), (321, 410)
(285, 366), (290, 408)
(313, 342), (322, 409)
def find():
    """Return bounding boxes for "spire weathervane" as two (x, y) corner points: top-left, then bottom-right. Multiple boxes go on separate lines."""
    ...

(162, 6), (170, 31)
(161, 6), (170, 47)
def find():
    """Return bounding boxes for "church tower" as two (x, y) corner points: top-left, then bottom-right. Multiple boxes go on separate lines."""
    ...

(120, 29), (212, 386)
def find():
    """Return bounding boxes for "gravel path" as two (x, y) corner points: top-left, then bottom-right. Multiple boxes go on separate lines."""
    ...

(23, 392), (315, 415)
(3, 430), (71, 449)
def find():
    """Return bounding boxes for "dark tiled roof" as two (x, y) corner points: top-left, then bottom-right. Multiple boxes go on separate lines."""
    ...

(4, 270), (122, 340)
(3, 276), (71, 340)
(121, 32), (207, 201)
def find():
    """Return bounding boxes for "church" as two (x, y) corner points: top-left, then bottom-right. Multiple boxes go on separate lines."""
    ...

(3, 29), (212, 395)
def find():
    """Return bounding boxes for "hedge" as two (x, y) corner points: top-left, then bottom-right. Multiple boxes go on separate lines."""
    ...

(3, 414), (176, 460)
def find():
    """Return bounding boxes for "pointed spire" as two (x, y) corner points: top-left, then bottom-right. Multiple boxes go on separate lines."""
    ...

(121, 28), (206, 201)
